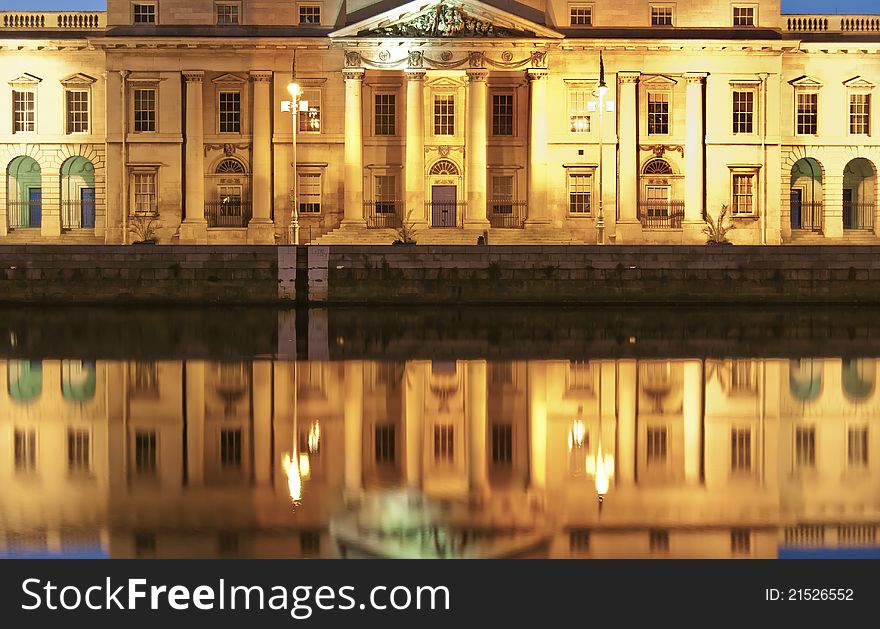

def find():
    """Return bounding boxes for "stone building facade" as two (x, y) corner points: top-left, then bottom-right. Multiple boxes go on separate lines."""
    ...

(0, 1), (879, 245)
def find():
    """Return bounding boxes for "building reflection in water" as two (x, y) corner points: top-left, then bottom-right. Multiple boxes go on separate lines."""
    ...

(1, 357), (879, 559)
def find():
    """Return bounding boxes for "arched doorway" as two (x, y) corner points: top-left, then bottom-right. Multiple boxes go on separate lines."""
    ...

(6, 156), (41, 229)
(427, 159), (461, 228)
(207, 157), (250, 227)
(639, 158), (683, 229)
(60, 156), (96, 229)
(790, 157), (823, 231)
(843, 157), (876, 230)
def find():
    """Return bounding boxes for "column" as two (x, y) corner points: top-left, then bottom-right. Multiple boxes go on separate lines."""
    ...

(248, 71), (276, 243)
(683, 73), (707, 240)
(404, 362), (425, 489)
(180, 70), (207, 243)
(682, 360), (703, 485)
(528, 361), (547, 492)
(185, 360), (206, 486)
(466, 360), (488, 493)
(343, 361), (364, 498)
(342, 67), (365, 225)
(616, 72), (642, 243)
(252, 360), (273, 485)
(466, 68), (490, 228)
(616, 360), (637, 485)
(526, 68), (549, 224)
(405, 68), (427, 226)
(824, 170), (844, 238)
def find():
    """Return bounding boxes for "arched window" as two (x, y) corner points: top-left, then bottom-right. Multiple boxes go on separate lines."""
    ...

(8, 360), (42, 402)
(642, 159), (673, 175)
(429, 159), (459, 176)
(842, 358), (875, 401)
(215, 158), (246, 174)
(61, 360), (96, 402)
(789, 359), (822, 401)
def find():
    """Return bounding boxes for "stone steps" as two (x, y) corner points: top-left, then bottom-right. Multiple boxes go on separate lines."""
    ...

(1, 229), (104, 245)
(788, 230), (878, 245)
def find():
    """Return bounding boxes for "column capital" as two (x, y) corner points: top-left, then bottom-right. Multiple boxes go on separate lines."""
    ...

(249, 70), (273, 83)
(182, 70), (204, 83)
(404, 68), (426, 81)
(465, 68), (489, 82)
(342, 67), (365, 81)
(618, 71), (641, 84)
(683, 72), (708, 84)
(526, 68), (548, 81)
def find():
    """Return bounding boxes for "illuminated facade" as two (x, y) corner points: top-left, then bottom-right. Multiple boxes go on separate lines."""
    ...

(2, 356), (879, 558)
(0, 1), (879, 245)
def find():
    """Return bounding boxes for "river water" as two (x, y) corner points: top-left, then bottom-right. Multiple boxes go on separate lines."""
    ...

(2, 305), (879, 559)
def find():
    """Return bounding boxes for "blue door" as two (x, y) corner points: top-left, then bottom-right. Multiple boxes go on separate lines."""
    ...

(790, 189), (802, 229)
(28, 189), (42, 228)
(81, 188), (96, 229)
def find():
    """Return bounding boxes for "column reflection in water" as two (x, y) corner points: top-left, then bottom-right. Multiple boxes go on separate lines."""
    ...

(1, 357), (879, 559)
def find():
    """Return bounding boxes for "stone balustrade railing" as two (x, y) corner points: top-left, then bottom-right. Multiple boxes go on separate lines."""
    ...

(0, 12), (105, 30)
(786, 15), (880, 33)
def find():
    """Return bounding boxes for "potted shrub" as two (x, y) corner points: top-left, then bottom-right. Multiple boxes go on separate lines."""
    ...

(392, 209), (418, 245)
(703, 204), (735, 245)
(130, 214), (158, 245)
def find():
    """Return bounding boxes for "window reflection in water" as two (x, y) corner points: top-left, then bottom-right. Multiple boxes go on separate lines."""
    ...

(0, 357), (878, 559)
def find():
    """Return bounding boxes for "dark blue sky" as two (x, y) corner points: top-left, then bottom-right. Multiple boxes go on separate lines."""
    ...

(0, 0), (877, 14)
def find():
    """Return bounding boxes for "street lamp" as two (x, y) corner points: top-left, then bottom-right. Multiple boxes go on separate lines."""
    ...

(589, 51), (614, 245)
(282, 82), (303, 244)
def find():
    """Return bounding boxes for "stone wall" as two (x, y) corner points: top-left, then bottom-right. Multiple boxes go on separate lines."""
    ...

(5, 244), (880, 305)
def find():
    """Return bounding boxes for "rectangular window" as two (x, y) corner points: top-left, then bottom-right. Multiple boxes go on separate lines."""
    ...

(14, 429), (36, 472)
(132, 173), (157, 215)
(491, 424), (513, 466)
(216, 3), (239, 24)
(66, 90), (89, 133)
(570, 529), (590, 552)
(492, 93), (514, 136)
(568, 173), (592, 214)
(491, 362), (514, 385)
(647, 427), (668, 464)
(568, 361), (593, 391)
(733, 6), (756, 27)
(132, 3), (156, 24)
(133, 88), (156, 132)
(135, 430), (157, 475)
(568, 89), (591, 133)
(298, 5), (321, 24)
(375, 425), (396, 464)
(491, 175), (514, 214)
(651, 6), (673, 26)
(848, 427), (868, 468)
(732, 173), (755, 216)
(12, 90), (35, 133)
(569, 5), (592, 26)
(795, 426), (815, 468)
(298, 88), (321, 133)
(68, 429), (90, 472)
(731, 529), (751, 554)
(374, 93), (396, 136)
(220, 429), (242, 468)
(731, 428), (751, 472)
(850, 93), (871, 135)
(648, 92), (670, 134)
(796, 92), (818, 135)
(374, 175), (397, 214)
(298, 173), (321, 213)
(732, 90), (754, 134)
(218, 91), (241, 133)
(434, 425), (454, 463)
(434, 95), (455, 135)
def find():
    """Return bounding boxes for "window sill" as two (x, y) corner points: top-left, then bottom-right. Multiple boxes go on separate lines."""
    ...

(731, 214), (759, 221)
(567, 213), (593, 219)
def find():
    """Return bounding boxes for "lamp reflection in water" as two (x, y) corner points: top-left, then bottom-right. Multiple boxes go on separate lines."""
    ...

(282, 363), (321, 506)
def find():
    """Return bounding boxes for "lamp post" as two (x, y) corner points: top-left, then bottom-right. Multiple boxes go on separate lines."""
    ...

(283, 82), (302, 245)
(593, 52), (610, 245)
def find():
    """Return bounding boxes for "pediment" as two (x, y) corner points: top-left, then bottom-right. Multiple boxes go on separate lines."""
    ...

(642, 74), (677, 88)
(212, 73), (247, 85)
(9, 73), (42, 86)
(789, 75), (823, 89)
(843, 76), (875, 89)
(425, 76), (465, 88)
(60, 73), (97, 86)
(331, 0), (563, 39)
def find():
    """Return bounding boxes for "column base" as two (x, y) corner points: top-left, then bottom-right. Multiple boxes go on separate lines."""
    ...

(683, 219), (708, 244)
(41, 216), (62, 238)
(103, 226), (125, 244)
(615, 220), (644, 244)
(179, 219), (208, 244)
(247, 218), (277, 244)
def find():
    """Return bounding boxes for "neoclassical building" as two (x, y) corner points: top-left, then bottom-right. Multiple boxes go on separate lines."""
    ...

(1, 0), (879, 245)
